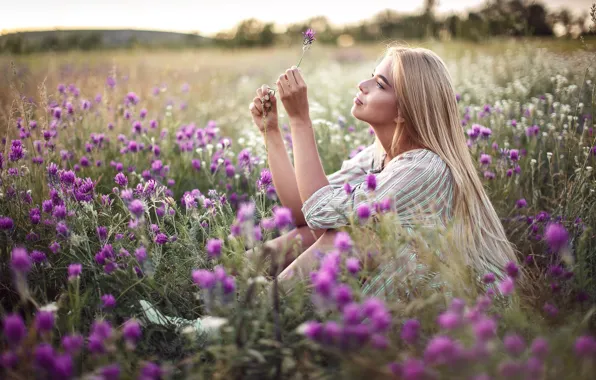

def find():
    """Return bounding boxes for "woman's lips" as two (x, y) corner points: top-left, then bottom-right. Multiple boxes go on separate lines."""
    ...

(354, 97), (363, 105)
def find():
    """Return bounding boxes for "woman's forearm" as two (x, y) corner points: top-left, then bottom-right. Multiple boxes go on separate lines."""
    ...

(263, 129), (307, 227)
(288, 118), (330, 205)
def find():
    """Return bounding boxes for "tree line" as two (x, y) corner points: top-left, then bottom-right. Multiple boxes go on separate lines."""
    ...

(1, 0), (594, 54)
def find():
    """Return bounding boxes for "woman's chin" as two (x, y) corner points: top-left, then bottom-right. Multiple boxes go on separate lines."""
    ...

(350, 106), (364, 121)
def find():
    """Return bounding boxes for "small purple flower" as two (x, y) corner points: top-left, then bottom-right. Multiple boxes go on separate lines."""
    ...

(356, 203), (371, 220)
(128, 199), (145, 218)
(155, 233), (168, 245)
(530, 337), (549, 358)
(543, 302), (558, 317)
(0, 216), (14, 230)
(2, 313), (27, 346)
(192, 269), (216, 289)
(482, 273), (495, 284)
(473, 317), (497, 341)
(35, 310), (55, 333)
(515, 198), (527, 208)
(343, 182), (352, 195)
(101, 294), (117, 309)
(68, 263), (82, 281)
(505, 261), (519, 278)
(574, 335), (596, 358)
(345, 257), (360, 275)
(401, 319), (420, 344)
(61, 334), (84, 354)
(206, 238), (223, 258)
(302, 28), (316, 46)
(437, 311), (461, 330)
(366, 173), (377, 191)
(97, 226), (108, 241)
(498, 276), (515, 296)
(273, 207), (293, 229)
(504, 333), (526, 355)
(11, 247), (31, 273)
(123, 319), (142, 347)
(333, 232), (353, 252)
(30, 250), (47, 263)
(100, 364), (121, 380)
(34, 343), (56, 370)
(509, 149), (519, 161)
(135, 246), (147, 262)
(544, 223), (569, 252)
(114, 172), (128, 187)
(479, 154), (492, 165)
(424, 335), (463, 365)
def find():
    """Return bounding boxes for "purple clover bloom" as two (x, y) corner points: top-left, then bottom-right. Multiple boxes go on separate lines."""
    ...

(192, 269), (216, 289)
(273, 207), (293, 229)
(0, 216), (14, 230)
(401, 319), (420, 344)
(62, 334), (84, 354)
(35, 310), (55, 333)
(544, 223), (569, 252)
(68, 263), (82, 281)
(101, 294), (116, 309)
(206, 238), (223, 258)
(11, 247), (31, 273)
(2, 313), (27, 346)
(128, 199), (145, 218)
(123, 319), (142, 346)
(366, 173), (377, 191)
(333, 231), (353, 252)
(345, 257), (360, 274)
(356, 204), (371, 220)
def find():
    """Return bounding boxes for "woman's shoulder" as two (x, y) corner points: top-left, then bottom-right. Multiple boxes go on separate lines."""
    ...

(391, 148), (451, 177)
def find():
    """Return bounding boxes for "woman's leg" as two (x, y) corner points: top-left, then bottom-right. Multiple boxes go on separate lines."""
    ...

(277, 229), (338, 293)
(245, 225), (321, 276)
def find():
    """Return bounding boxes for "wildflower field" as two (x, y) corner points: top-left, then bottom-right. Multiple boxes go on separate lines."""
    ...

(1, 32), (596, 379)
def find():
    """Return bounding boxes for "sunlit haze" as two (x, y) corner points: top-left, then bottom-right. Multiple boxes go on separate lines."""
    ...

(1, 0), (591, 37)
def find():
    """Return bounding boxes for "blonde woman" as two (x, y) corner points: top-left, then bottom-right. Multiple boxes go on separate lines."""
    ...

(248, 44), (520, 296)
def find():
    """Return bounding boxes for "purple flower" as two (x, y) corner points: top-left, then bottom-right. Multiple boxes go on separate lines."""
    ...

(505, 261), (519, 278)
(366, 173), (377, 191)
(530, 337), (549, 358)
(222, 276), (236, 294)
(140, 361), (162, 379)
(114, 172), (128, 187)
(135, 246), (147, 262)
(236, 202), (255, 222)
(0, 216), (14, 230)
(473, 317), (497, 341)
(128, 199), (145, 218)
(437, 311), (461, 330)
(68, 263), (82, 281)
(61, 334), (84, 354)
(273, 207), (293, 229)
(515, 198), (527, 208)
(101, 294), (116, 309)
(346, 257), (360, 275)
(100, 364), (121, 380)
(509, 149), (519, 161)
(11, 247), (31, 273)
(53, 354), (73, 378)
(479, 154), (492, 165)
(343, 182), (352, 195)
(333, 232), (353, 252)
(192, 269), (216, 289)
(30, 250), (47, 263)
(356, 204), (371, 220)
(424, 336), (463, 365)
(2, 313), (26, 346)
(504, 334), (526, 355)
(482, 273), (495, 284)
(206, 238), (223, 258)
(543, 302), (558, 317)
(544, 223), (569, 252)
(35, 310), (55, 333)
(401, 319), (420, 344)
(155, 233), (168, 245)
(498, 276), (515, 296)
(122, 319), (142, 346)
(312, 270), (333, 297)
(34, 343), (56, 370)
(574, 335), (596, 358)
(401, 358), (426, 380)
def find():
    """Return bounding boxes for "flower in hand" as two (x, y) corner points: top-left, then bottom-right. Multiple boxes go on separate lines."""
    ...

(249, 84), (278, 134)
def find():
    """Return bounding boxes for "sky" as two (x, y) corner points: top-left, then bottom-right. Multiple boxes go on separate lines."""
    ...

(0, 0), (592, 37)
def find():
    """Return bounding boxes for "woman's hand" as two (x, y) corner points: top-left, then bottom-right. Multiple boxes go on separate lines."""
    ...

(277, 66), (309, 122)
(249, 84), (279, 134)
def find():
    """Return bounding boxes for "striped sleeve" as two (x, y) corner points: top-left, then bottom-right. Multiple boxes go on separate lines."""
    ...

(326, 144), (375, 187)
(302, 150), (452, 230)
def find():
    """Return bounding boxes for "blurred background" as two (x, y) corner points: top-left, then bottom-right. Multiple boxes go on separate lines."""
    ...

(0, 0), (594, 54)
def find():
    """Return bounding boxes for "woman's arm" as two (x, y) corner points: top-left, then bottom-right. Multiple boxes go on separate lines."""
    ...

(263, 128), (308, 227)
(289, 117), (332, 206)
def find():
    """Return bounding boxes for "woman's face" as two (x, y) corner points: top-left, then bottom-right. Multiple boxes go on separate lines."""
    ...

(351, 55), (400, 128)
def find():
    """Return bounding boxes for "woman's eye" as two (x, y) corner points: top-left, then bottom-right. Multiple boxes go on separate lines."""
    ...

(376, 82), (384, 89)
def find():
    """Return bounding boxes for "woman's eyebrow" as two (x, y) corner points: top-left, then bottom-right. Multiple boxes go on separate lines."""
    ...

(374, 73), (392, 88)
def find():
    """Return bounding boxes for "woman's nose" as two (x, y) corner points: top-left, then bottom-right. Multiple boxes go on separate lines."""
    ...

(358, 81), (367, 93)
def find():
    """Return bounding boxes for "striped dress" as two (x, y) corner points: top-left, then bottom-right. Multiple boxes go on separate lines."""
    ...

(301, 144), (455, 300)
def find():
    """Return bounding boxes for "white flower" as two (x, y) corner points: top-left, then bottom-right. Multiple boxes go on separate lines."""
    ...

(40, 302), (59, 312)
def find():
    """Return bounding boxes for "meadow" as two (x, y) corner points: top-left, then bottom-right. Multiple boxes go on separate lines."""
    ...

(1, 35), (596, 379)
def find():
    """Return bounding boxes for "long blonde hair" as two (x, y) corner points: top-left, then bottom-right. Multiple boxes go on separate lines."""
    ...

(374, 44), (520, 278)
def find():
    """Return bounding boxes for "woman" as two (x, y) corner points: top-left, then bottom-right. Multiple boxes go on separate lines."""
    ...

(248, 44), (519, 297)
(141, 44), (520, 332)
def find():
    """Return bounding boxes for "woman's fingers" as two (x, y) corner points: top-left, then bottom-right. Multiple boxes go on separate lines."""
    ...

(251, 96), (263, 114)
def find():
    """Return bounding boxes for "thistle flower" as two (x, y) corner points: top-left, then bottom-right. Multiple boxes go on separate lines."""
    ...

(68, 263), (82, 281)
(206, 238), (223, 258)
(2, 313), (27, 346)
(35, 310), (55, 333)
(269, 28), (316, 97)
(122, 319), (142, 348)
(101, 294), (117, 309)
(334, 231), (353, 252)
